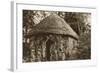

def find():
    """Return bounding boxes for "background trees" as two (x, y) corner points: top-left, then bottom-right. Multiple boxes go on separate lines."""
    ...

(64, 12), (91, 59)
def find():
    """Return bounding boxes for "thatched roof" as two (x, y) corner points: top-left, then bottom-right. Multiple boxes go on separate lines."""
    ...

(32, 13), (79, 39)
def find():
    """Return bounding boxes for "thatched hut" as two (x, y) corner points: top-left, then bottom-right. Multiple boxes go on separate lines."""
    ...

(29, 13), (79, 62)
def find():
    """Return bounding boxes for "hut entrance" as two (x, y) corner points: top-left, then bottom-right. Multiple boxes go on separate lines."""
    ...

(46, 38), (54, 61)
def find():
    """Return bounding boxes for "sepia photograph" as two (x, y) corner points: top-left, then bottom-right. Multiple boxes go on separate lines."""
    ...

(22, 10), (91, 63)
(11, 1), (97, 71)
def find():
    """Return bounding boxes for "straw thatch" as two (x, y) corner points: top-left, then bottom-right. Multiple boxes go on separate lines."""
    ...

(33, 13), (79, 39)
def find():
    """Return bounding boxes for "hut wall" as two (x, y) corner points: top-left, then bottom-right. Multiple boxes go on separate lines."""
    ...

(23, 34), (79, 62)
(66, 37), (79, 60)
(67, 37), (78, 50)
(67, 37), (74, 50)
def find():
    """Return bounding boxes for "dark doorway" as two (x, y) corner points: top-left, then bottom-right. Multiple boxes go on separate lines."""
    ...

(46, 39), (54, 61)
